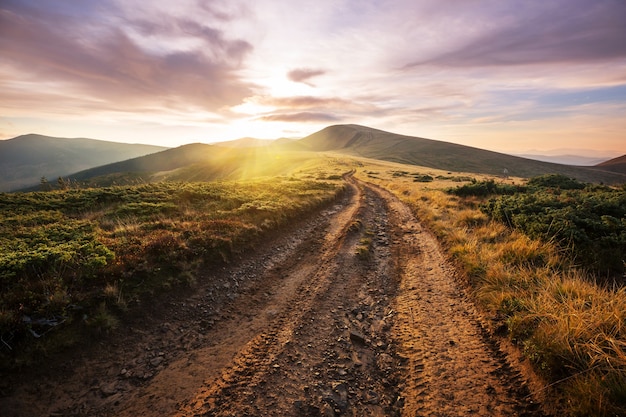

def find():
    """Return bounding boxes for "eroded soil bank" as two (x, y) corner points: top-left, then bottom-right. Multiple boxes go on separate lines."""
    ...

(1, 176), (544, 416)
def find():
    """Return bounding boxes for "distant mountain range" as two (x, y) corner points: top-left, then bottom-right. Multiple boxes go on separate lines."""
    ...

(0, 134), (167, 191)
(3, 126), (625, 191)
(513, 154), (611, 166)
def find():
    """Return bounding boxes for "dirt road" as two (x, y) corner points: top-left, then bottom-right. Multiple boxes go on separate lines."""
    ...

(1, 175), (543, 416)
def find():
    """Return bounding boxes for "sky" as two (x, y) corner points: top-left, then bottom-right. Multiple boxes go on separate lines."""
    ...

(1, 0), (625, 155)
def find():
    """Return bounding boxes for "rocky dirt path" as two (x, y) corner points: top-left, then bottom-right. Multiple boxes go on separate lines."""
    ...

(374, 183), (542, 417)
(1, 175), (543, 416)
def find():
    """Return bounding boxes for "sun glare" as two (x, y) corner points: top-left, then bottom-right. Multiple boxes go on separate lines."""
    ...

(219, 118), (296, 141)
(231, 97), (275, 115)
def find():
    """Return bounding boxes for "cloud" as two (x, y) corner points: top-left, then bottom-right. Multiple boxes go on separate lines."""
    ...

(287, 68), (326, 85)
(0, 1), (255, 114)
(405, 0), (626, 68)
(260, 95), (371, 111)
(1, 0), (624, 153)
(272, 96), (346, 108)
(258, 112), (340, 122)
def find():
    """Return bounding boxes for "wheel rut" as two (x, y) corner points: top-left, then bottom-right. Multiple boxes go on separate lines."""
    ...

(174, 175), (403, 416)
(1, 174), (544, 417)
(374, 182), (543, 417)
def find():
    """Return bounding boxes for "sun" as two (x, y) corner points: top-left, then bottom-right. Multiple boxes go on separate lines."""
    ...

(230, 96), (275, 116)
(219, 117), (299, 141)
(224, 67), (323, 141)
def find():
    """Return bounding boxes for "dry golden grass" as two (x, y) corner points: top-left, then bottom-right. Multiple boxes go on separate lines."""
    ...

(353, 162), (626, 416)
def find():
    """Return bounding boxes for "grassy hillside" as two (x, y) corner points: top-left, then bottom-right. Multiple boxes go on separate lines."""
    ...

(52, 145), (341, 187)
(300, 125), (626, 184)
(64, 143), (219, 184)
(0, 134), (167, 191)
(596, 154), (626, 174)
(22, 124), (624, 189)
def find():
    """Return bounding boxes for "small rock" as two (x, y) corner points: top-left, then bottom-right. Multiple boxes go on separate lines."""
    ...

(100, 382), (118, 397)
(333, 382), (349, 411)
(366, 390), (380, 405)
(150, 356), (164, 367)
(349, 330), (366, 345)
(321, 402), (335, 417)
(333, 381), (348, 395)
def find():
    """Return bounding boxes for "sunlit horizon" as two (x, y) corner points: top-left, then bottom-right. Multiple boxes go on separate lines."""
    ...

(1, 1), (625, 156)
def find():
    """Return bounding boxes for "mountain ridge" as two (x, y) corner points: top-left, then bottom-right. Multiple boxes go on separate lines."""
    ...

(0, 134), (168, 191)
(297, 125), (626, 184)
(5, 126), (626, 190)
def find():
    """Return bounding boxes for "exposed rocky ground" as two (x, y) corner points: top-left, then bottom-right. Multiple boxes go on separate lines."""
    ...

(1, 175), (545, 416)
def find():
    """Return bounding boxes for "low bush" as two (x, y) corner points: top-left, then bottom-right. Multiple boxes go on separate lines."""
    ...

(449, 179), (524, 197)
(480, 176), (626, 277)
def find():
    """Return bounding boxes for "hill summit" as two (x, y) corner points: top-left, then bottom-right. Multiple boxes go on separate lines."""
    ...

(297, 125), (626, 184)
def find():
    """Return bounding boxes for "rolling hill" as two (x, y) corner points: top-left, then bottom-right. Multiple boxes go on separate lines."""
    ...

(0, 134), (167, 191)
(514, 153), (610, 166)
(12, 125), (626, 189)
(56, 142), (330, 187)
(297, 125), (626, 184)
(595, 154), (626, 175)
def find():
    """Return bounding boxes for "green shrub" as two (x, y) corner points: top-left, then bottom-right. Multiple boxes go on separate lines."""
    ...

(479, 176), (626, 277)
(527, 174), (585, 190)
(450, 180), (524, 197)
(413, 174), (434, 182)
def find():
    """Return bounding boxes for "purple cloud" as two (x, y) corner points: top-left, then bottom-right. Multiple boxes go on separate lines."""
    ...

(287, 68), (326, 85)
(406, 0), (626, 68)
(258, 112), (340, 122)
(262, 96), (350, 108)
(256, 96), (385, 117)
(0, 1), (255, 112)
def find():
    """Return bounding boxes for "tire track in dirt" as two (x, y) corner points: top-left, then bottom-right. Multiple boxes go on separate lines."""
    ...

(371, 182), (543, 417)
(105, 174), (368, 417)
(174, 175), (404, 416)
